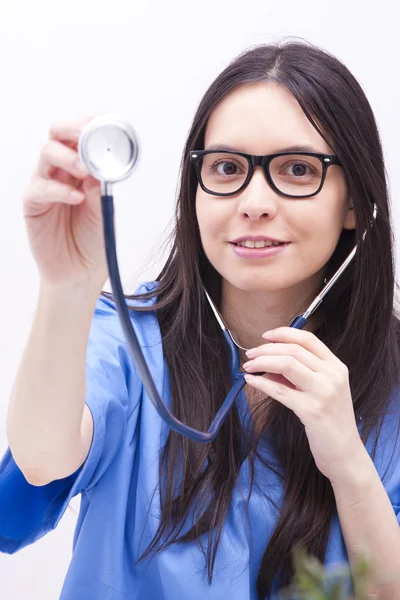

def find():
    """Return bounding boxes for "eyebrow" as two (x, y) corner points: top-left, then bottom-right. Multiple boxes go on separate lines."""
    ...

(204, 143), (325, 154)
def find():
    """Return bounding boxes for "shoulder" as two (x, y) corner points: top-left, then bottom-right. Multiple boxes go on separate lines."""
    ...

(91, 281), (161, 341)
(89, 280), (165, 385)
(84, 280), (163, 426)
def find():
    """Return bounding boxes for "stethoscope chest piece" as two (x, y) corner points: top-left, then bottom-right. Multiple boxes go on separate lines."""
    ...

(78, 115), (140, 183)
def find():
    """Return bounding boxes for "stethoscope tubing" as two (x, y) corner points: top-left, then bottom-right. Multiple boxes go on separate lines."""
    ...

(81, 117), (376, 443)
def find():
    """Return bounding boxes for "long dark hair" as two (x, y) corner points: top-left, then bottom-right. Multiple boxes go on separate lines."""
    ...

(102, 39), (400, 598)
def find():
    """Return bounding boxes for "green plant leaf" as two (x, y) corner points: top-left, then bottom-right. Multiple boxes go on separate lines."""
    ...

(351, 553), (373, 599)
(286, 545), (383, 600)
(328, 580), (345, 600)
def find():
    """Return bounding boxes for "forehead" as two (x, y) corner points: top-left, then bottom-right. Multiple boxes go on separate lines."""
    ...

(204, 82), (332, 155)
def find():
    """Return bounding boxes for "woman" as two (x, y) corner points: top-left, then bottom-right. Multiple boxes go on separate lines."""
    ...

(1, 40), (400, 599)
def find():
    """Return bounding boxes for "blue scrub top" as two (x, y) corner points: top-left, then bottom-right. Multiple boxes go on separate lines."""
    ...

(1, 280), (400, 599)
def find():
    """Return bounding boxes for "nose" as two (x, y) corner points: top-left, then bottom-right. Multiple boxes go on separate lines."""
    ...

(238, 166), (280, 220)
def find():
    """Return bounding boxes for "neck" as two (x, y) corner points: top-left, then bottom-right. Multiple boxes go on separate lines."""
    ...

(220, 275), (325, 354)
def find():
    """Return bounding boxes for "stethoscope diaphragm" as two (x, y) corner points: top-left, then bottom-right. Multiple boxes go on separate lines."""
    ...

(78, 115), (140, 184)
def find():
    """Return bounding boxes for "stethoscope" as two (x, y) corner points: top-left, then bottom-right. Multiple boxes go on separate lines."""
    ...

(78, 114), (378, 443)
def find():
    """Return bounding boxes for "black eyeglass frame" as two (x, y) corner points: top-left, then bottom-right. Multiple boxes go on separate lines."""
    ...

(189, 150), (343, 199)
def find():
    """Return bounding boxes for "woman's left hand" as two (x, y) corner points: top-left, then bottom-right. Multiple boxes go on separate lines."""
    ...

(242, 327), (364, 485)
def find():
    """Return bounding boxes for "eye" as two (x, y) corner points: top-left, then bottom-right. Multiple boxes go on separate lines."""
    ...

(281, 161), (317, 177)
(212, 159), (245, 176)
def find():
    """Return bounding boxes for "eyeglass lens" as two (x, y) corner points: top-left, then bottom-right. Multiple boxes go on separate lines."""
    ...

(199, 152), (324, 196)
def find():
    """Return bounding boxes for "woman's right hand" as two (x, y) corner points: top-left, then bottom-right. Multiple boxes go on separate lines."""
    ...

(23, 115), (109, 289)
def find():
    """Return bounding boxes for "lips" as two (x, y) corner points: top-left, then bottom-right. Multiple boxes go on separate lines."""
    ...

(229, 241), (291, 258)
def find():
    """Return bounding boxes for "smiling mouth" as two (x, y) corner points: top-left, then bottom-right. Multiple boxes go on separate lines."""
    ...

(232, 242), (287, 248)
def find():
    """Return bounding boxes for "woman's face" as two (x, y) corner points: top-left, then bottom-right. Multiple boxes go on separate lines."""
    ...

(195, 82), (355, 294)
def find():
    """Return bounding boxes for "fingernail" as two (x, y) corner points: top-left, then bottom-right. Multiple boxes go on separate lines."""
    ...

(244, 374), (256, 381)
(69, 190), (84, 202)
(245, 349), (256, 358)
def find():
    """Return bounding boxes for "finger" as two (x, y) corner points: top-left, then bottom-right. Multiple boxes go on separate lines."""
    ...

(48, 113), (103, 144)
(35, 139), (90, 180)
(243, 355), (315, 391)
(244, 373), (301, 413)
(24, 177), (85, 214)
(42, 114), (103, 180)
(262, 327), (335, 361)
(247, 342), (322, 372)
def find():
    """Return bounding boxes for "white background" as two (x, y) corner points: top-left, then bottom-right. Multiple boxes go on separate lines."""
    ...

(0, 0), (399, 597)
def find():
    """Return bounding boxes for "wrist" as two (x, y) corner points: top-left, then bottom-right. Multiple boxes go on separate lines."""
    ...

(330, 440), (376, 494)
(39, 278), (104, 301)
(38, 279), (104, 320)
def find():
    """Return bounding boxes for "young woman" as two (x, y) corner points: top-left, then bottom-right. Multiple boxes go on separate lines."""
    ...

(1, 40), (400, 600)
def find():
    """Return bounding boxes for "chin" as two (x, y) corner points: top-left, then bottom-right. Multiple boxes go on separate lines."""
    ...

(222, 275), (291, 293)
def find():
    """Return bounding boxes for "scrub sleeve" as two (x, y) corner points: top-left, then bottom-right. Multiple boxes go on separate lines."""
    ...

(0, 292), (143, 554)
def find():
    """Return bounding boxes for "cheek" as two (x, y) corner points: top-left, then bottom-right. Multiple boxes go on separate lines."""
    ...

(195, 193), (207, 237)
(293, 197), (347, 267)
(196, 192), (228, 247)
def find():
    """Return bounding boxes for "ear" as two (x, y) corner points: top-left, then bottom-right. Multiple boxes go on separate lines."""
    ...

(342, 200), (356, 231)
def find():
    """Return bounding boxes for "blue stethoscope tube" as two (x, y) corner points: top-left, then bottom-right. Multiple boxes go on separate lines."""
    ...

(101, 191), (377, 443)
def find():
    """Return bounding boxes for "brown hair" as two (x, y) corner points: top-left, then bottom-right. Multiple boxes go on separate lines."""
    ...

(102, 40), (400, 598)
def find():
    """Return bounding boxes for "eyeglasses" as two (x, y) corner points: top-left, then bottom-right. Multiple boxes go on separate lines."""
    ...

(189, 149), (343, 198)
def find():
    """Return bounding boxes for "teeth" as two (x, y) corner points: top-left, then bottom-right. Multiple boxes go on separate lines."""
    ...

(236, 240), (283, 248)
